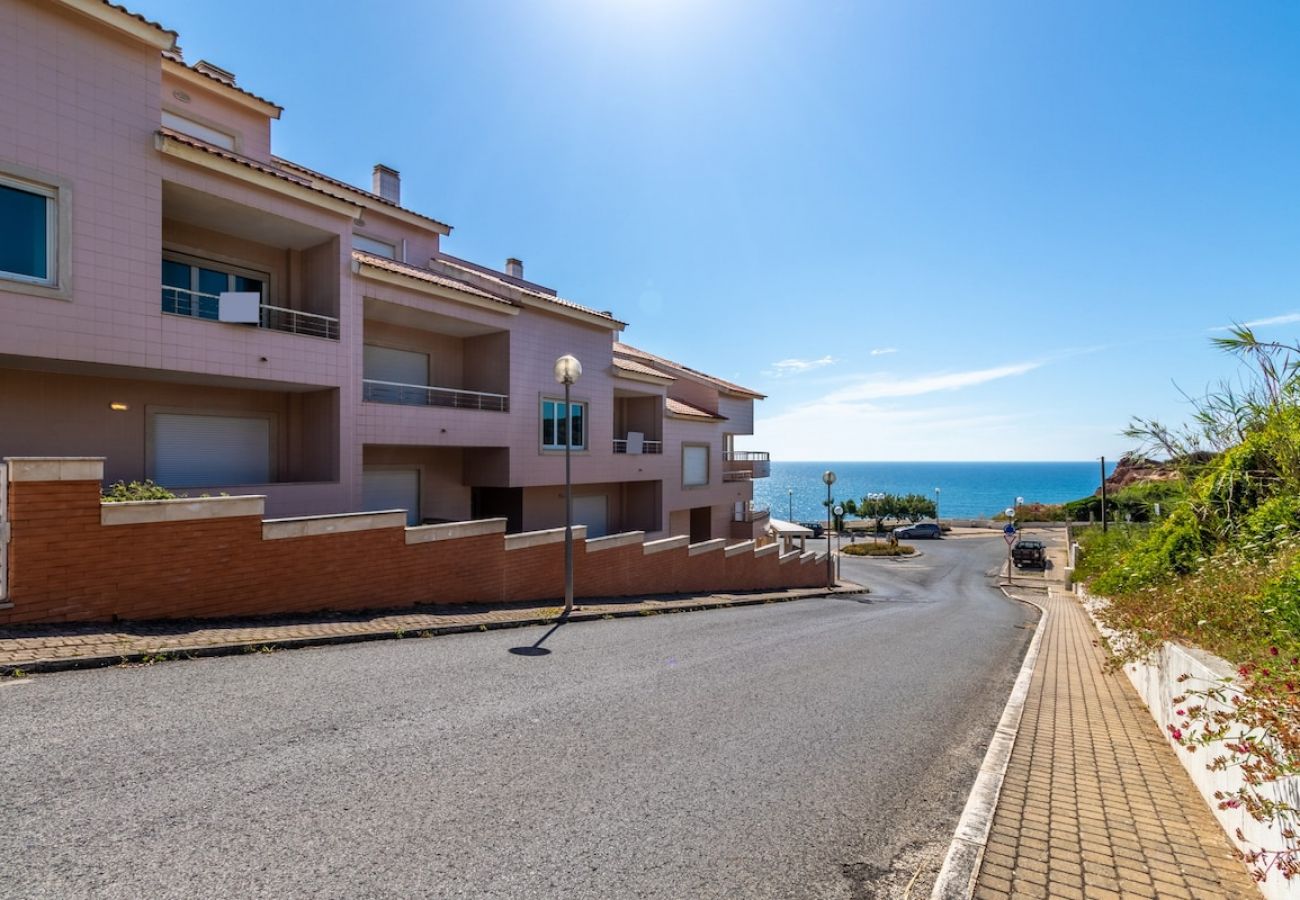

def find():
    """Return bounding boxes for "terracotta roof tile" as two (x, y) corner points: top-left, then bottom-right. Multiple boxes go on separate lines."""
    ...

(351, 252), (514, 306)
(103, 1), (176, 41)
(163, 56), (281, 113)
(665, 398), (728, 421)
(614, 343), (764, 399)
(157, 128), (357, 205)
(274, 158), (452, 233)
(435, 258), (624, 326)
(612, 358), (675, 381)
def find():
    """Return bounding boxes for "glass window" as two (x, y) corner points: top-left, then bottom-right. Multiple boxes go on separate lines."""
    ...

(0, 180), (54, 284)
(160, 254), (266, 322)
(353, 234), (397, 259)
(542, 399), (586, 450)
(683, 445), (709, 486)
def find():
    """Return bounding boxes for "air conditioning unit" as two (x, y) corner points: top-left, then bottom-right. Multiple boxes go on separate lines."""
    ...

(218, 291), (260, 324)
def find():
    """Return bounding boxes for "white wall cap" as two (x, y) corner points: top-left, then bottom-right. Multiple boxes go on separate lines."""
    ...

(688, 538), (726, 557)
(643, 535), (689, 555)
(5, 457), (105, 482)
(504, 525), (588, 551)
(724, 540), (756, 558)
(585, 531), (645, 553)
(405, 518), (507, 545)
(102, 494), (265, 526)
(263, 509), (407, 540)
(755, 543), (779, 558)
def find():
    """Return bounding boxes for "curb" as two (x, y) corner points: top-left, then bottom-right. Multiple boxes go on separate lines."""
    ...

(929, 585), (1049, 900)
(0, 585), (865, 677)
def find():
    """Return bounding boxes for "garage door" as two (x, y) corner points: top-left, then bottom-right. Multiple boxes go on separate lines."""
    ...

(363, 468), (420, 526)
(151, 413), (271, 488)
(573, 494), (608, 538)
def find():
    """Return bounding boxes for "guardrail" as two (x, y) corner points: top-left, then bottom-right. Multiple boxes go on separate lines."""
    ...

(362, 379), (509, 412)
(161, 286), (340, 340)
(723, 450), (770, 479)
(612, 438), (664, 454)
(733, 503), (771, 523)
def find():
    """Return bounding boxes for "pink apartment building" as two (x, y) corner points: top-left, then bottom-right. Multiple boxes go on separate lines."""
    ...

(0, 0), (771, 544)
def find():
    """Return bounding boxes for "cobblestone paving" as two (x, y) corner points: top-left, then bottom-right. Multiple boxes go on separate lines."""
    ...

(973, 587), (1258, 899)
(0, 586), (847, 670)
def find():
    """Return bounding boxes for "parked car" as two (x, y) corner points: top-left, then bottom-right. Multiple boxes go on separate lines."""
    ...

(893, 522), (942, 540)
(798, 521), (826, 538)
(1012, 539), (1047, 568)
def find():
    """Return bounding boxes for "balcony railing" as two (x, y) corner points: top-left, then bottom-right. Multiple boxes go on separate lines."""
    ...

(733, 503), (771, 523)
(161, 286), (340, 340)
(722, 450), (771, 481)
(362, 378), (509, 412)
(612, 438), (663, 455)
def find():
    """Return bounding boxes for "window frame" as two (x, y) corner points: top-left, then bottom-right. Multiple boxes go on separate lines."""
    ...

(540, 397), (588, 452)
(682, 442), (711, 488)
(0, 172), (58, 288)
(161, 250), (270, 323)
(160, 109), (238, 151)
(352, 233), (398, 260)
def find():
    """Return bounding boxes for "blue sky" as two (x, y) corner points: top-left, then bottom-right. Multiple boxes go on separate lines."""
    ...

(135, 0), (1300, 460)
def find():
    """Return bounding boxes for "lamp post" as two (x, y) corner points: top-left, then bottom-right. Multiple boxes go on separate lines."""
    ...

(822, 470), (836, 587)
(1015, 496), (1024, 526)
(554, 354), (582, 615)
(1100, 456), (1108, 534)
(934, 486), (941, 523)
(787, 488), (793, 522)
(833, 504), (844, 581)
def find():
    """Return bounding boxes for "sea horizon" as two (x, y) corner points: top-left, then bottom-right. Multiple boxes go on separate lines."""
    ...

(754, 460), (1117, 521)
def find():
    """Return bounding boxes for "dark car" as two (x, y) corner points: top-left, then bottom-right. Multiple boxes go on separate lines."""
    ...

(893, 522), (942, 540)
(797, 521), (826, 538)
(1012, 539), (1047, 568)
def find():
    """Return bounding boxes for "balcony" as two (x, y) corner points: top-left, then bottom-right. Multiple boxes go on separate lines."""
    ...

(362, 379), (509, 412)
(733, 502), (771, 523)
(723, 450), (771, 481)
(612, 438), (663, 454)
(162, 285), (340, 340)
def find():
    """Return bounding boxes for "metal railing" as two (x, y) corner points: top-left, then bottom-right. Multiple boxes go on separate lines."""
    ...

(723, 450), (771, 480)
(612, 438), (663, 454)
(161, 285), (340, 340)
(733, 503), (771, 523)
(362, 378), (509, 412)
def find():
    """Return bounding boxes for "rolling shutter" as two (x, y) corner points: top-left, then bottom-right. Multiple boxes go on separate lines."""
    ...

(152, 413), (271, 488)
(573, 495), (608, 538)
(363, 468), (421, 526)
(364, 345), (428, 386)
(683, 445), (709, 487)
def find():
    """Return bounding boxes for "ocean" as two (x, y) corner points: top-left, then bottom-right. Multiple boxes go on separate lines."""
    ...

(755, 461), (1118, 522)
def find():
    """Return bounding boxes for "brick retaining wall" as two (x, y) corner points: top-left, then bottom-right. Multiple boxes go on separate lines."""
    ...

(0, 458), (826, 624)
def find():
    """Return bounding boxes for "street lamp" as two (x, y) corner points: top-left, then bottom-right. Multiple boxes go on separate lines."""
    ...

(554, 354), (582, 615)
(787, 488), (793, 522)
(1015, 496), (1024, 525)
(934, 487), (941, 523)
(833, 504), (844, 581)
(822, 470), (836, 587)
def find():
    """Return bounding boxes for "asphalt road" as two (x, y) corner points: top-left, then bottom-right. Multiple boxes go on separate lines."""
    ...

(1, 535), (1034, 900)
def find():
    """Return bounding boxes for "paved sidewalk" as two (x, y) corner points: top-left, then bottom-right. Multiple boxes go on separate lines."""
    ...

(0, 584), (857, 674)
(973, 586), (1258, 899)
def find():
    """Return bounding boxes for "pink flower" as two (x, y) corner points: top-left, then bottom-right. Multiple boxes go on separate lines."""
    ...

(1170, 726), (1184, 741)
(1177, 709), (1186, 716)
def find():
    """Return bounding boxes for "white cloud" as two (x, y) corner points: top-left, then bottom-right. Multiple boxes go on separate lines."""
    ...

(821, 360), (1041, 403)
(744, 359), (1046, 460)
(869, 347), (898, 356)
(766, 355), (835, 377)
(1211, 312), (1300, 332)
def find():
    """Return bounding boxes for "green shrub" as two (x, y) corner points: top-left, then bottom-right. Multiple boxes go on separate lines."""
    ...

(101, 480), (177, 503)
(842, 542), (915, 557)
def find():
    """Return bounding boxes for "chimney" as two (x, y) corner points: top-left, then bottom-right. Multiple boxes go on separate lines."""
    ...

(194, 60), (236, 86)
(372, 164), (400, 204)
(505, 258), (524, 279)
